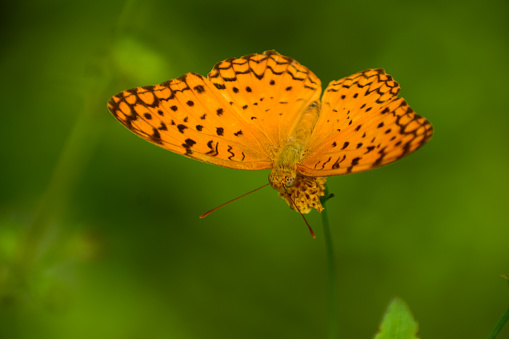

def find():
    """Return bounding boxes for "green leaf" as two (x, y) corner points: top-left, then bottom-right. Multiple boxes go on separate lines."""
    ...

(374, 298), (419, 339)
(111, 35), (171, 84)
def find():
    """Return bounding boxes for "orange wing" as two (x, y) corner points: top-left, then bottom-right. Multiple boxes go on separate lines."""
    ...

(298, 69), (433, 176)
(107, 51), (321, 170)
(208, 51), (321, 151)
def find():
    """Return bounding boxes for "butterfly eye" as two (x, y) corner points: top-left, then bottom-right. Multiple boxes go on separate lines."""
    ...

(285, 175), (295, 187)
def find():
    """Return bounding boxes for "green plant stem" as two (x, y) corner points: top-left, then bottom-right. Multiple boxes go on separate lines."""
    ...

(15, 55), (112, 275)
(16, 93), (106, 274)
(487, 305), (509, 339)
(321, 185), (337, 339)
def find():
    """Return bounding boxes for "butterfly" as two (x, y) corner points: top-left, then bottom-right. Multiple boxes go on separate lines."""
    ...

(108, 50), (433, 214)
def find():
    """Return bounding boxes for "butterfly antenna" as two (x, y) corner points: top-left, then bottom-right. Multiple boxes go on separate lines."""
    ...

(200, 183), (270, 218)
(283, 186), (316, 239)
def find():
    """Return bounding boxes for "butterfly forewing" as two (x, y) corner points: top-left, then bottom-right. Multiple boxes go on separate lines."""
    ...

(108, 73), (272, 170)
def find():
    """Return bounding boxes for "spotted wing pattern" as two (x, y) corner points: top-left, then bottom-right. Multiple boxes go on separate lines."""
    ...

(298, 69), (433, 176)
(208, 51), (321, 153)
(107, 51), (321, 170)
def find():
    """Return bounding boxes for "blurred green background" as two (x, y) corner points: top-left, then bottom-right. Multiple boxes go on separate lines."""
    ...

(1, 0), (508, 338)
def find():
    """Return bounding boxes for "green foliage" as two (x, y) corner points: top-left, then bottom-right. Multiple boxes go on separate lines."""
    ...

(375, 299), (419, 339)
(111, 35), (171, 84)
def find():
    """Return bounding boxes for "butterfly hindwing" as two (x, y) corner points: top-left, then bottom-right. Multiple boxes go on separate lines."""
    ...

(207, 51), (321, 151)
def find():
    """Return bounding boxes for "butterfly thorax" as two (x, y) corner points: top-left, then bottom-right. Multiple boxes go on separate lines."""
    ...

(268, 101), (326, 213)
(269, 101), (320, 189)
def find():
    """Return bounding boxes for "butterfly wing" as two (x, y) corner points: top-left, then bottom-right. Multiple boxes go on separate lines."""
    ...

(107, 51), (321, 170)
(208, 50), (321, 151)
(298, 69), (433, 176)
(108, 72), (271, 170)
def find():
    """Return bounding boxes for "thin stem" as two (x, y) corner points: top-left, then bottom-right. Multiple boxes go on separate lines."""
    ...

(487, 304), (509, 339)
(14, 8), (116, 275)
(320, 185), (337, 339)
(17, 110), (100, 266)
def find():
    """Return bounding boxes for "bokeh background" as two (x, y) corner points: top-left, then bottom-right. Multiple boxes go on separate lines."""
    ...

(1, 0), (508, 338)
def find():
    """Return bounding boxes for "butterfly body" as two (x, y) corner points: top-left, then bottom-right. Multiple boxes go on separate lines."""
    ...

(269, 100), (321, 194)
(108, 51), (433, 214)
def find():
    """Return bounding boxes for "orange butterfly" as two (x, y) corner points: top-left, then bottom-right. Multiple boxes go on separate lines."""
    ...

(108, 51), (432, 214)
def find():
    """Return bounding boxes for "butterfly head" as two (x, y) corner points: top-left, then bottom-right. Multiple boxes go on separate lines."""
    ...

(268, 169), (296, 191)
(269, 169), (327, 214)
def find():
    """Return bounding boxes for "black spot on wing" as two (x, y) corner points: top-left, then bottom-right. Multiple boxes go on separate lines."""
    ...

(150, 127), (162, 144)
(177, 124), (187, 133)
(227, 145), (235, 160)
(193, 85), (205, 93)
(206, 140), (219, 156)
(184, 138), (196, 147)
